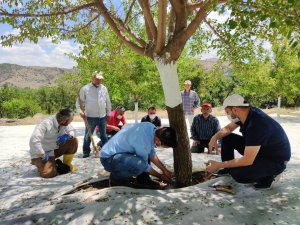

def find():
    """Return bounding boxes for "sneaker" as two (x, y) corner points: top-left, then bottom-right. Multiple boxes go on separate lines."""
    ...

(136, 172), (162, 189)
(254, 174), (281, 190)
(214, 168), (230, 176)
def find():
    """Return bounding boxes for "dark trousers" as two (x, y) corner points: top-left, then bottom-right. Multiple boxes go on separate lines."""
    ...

(221, 133), (286, 183)
(191, 140), (209, 153)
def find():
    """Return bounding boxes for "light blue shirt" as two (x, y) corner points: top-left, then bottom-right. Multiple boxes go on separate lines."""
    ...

(100, 122), (157, 172)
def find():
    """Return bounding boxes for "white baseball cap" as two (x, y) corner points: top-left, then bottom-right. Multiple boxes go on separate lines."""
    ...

(223, 94), (249, 108)
(184, 80), (192, 85)
(92, 71), (104, 80)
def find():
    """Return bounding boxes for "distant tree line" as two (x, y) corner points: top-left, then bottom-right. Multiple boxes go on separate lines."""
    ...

(0, 38), (299, 119)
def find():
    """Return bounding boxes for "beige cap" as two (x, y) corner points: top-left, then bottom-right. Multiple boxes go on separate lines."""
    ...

(223, 94), (249, 108)
(92, 71), (104, 80)
(184, 80), (192, 85)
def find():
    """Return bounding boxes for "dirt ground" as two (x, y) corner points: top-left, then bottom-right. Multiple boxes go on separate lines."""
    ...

(0, 107), (299, 126)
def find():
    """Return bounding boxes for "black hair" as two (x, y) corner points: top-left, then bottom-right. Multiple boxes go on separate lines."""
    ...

(115, 105), (126, 111)
(56, 108), (74, 121)
(148, 106), (156, 111)
(155, 127), (177, 148)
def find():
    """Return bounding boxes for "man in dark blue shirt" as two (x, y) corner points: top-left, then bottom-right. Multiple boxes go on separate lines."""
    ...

(141, 106), (162, 128)
(206, 94), (291, 189)
(190, 103), (221, 153)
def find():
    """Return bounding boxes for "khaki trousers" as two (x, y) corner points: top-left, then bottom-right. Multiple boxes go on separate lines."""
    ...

(31, 138), (78, 178)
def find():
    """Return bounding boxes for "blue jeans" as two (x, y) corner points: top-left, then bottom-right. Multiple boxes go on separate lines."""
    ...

(83, 117), (108, 156)
(221, 133), (286, 183)
(100, 153), (147, 181)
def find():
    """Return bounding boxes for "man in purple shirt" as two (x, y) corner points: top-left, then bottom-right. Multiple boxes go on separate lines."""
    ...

(181, 80), (200, 135)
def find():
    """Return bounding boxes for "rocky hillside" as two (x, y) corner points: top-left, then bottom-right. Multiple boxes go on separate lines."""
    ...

(0, 63), (75, 88)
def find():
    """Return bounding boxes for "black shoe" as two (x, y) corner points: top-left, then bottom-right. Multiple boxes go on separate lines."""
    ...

(136, 172), (162, 189)
(254, 174), (281, 190)
(83, 154), (90, 158)
(214, 168), (230, 176)
(109, 174), (133, 187)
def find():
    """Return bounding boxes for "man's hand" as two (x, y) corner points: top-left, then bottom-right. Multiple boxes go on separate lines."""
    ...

(113, 126), (121, 132)
(40, 153), (49, 163)
(80, 112), (86, 119)
(56, 134), (71, 146)
(206, 160), (221, 173)
(208, 136), (218, 153)
(192, 140), (200, 146)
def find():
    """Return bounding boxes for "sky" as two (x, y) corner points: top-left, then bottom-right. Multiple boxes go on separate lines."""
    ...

(0, 10), (228, 69)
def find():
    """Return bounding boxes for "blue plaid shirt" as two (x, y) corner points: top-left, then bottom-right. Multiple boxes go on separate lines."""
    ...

(181, 90), (200, 115)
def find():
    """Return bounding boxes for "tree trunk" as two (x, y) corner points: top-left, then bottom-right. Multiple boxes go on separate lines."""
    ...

(277, 96), (281, 119)
(155, 59), (192, 187)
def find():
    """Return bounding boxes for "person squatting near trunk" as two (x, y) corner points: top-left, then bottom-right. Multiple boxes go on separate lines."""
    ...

(76, 71), (112, 158)
(100, 122), (177, 188)
(206, 94), (291, 189)
(29, 108), (78, 178)
(190, 102), (221, 154)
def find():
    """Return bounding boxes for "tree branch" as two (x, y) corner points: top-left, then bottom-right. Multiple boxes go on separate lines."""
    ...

(0, 3), (96, 17)
(170, 0), (187, 34)
(125, 0), (137, 24)
(167, 8), (176, 43)
(187, 0), (205, 12)
(110, 13), (146, 48)
(94, 0), (150, 58)
(138, 0), (157, 42)
(155, 0), (167, 52)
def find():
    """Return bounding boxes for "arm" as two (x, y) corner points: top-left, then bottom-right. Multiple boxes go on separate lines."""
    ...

(76, 87), (86, 118)
(206, 146), (261, 173)
(190, 117), (198, 140)
(194, 92), (200, 108)
(149, 155), (172, 183)
(105, 88), (112, 116)
(29, 123), (47, 158)
(208, 122), (239, 152)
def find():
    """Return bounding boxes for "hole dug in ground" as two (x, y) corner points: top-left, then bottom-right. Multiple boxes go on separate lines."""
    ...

(65, 171), (219, 195)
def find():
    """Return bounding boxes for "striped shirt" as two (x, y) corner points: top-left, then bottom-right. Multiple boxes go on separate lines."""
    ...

(181, 90), (200, 115)
(191, 114), (221, 140)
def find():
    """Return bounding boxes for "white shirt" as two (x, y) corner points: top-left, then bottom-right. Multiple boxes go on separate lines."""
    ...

(29, 116), (76, 159)
(76, 83), (111, 118)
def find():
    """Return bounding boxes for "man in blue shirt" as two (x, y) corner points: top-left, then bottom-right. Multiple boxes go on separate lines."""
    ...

(100, 122), (177, 188)
(191, 103), (221, 154)
(206, 94), (291, 189)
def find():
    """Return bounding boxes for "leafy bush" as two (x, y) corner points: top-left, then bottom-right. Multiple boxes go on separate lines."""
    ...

(2, 98), (41, 119)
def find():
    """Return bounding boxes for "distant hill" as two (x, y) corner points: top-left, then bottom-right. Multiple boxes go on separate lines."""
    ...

(0, 63), (75, 88)
(0, 59), (225, 89)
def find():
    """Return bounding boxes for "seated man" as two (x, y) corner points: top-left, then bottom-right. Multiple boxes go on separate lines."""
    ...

(100, 122), (177, 188)
(29, 108), (78, 178)
(190, 103), (221, 153)
(141, 106), (162, 128)
(96, 105), (126, 145)
(206, 94), (291, 189)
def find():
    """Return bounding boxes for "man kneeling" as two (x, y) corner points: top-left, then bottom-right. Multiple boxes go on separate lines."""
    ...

(29, 108), (78, 178)
(100, 122), (177, 188)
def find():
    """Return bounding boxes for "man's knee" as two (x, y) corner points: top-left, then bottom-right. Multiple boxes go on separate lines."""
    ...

(40, 169), (57, 178)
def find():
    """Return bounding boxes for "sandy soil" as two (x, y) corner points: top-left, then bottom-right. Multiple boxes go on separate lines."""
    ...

(0, 115), (300, 224)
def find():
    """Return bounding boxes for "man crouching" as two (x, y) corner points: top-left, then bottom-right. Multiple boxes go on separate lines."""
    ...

(29, 108), (78, 178)
(100, 122), (177, 188)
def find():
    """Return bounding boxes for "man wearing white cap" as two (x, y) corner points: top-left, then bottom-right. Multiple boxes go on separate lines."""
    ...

(206, 94), (291, 189)
(76, 71), (111, 158)
(181, 80), (200, 136)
